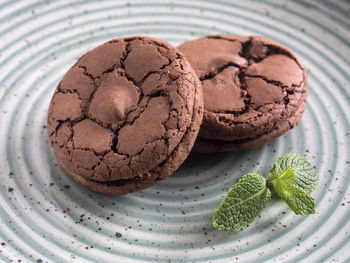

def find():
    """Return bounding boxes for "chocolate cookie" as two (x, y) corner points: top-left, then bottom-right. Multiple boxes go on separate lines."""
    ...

(178, 35), (307, 152)
(47, 36), (203, 194)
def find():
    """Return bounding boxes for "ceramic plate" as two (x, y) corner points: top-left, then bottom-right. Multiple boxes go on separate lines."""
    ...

(0, 0), (349, 262)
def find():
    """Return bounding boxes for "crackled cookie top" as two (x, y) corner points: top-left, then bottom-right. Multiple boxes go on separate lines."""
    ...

(178, 35), (307, 142)
(47, 36), (201, 191)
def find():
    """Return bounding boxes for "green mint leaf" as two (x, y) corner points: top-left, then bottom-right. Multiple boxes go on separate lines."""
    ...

(272, 180), (315, 215)
(270, 167), (295, 185)
(268, 153), (318, 193)
(212, 173), (271, 232)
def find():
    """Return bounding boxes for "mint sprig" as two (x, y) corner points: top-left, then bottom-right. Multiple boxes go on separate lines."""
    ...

(211, 153), (318, 232)
(268, 153), (318, 193)
(270, 167), (315, 215)
(212, 173), (271, 232)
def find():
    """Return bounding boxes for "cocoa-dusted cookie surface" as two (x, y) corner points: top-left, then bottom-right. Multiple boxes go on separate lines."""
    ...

(47, 36), (203, 194)
(178, 35), (307, 152)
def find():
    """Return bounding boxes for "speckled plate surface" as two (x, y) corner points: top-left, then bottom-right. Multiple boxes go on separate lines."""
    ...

(0, 1), (349, 262)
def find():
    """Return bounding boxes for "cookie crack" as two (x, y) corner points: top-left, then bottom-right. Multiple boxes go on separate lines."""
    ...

(200, 62), (245, 81)
(116, 95), (174, 173)
(265, 44), (305, 74)
(102, 63), (117, 75)
(91, 157), (103, 177)
(173, 55), (192, 103)
(49, 120), (64, 137)
(56, 83), (84, 101)
(138, 59), (172, 86)
(125, 90), (170, 127)
(77, 65), (99, 116)
(244, 74), (303, 88)
(120, 39), (139, 88)
(149, 39), (170, 50)
(101, 158), (113, 180)
(283, 89), (306, 107)
(217, 112), (264, 126)
(203, 68), (250, 116)
(78, 65), (97, 84)
(207, 35), (243, 43)
(50, 116), (84, 138)
(72, 146), (110, 157)
(61, 118), (114, 158)
(110, 129), (129, 156)
(243, 75), (304, 110)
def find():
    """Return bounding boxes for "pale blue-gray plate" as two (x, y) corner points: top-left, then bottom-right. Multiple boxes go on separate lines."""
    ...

(0, 0), (349, 262)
